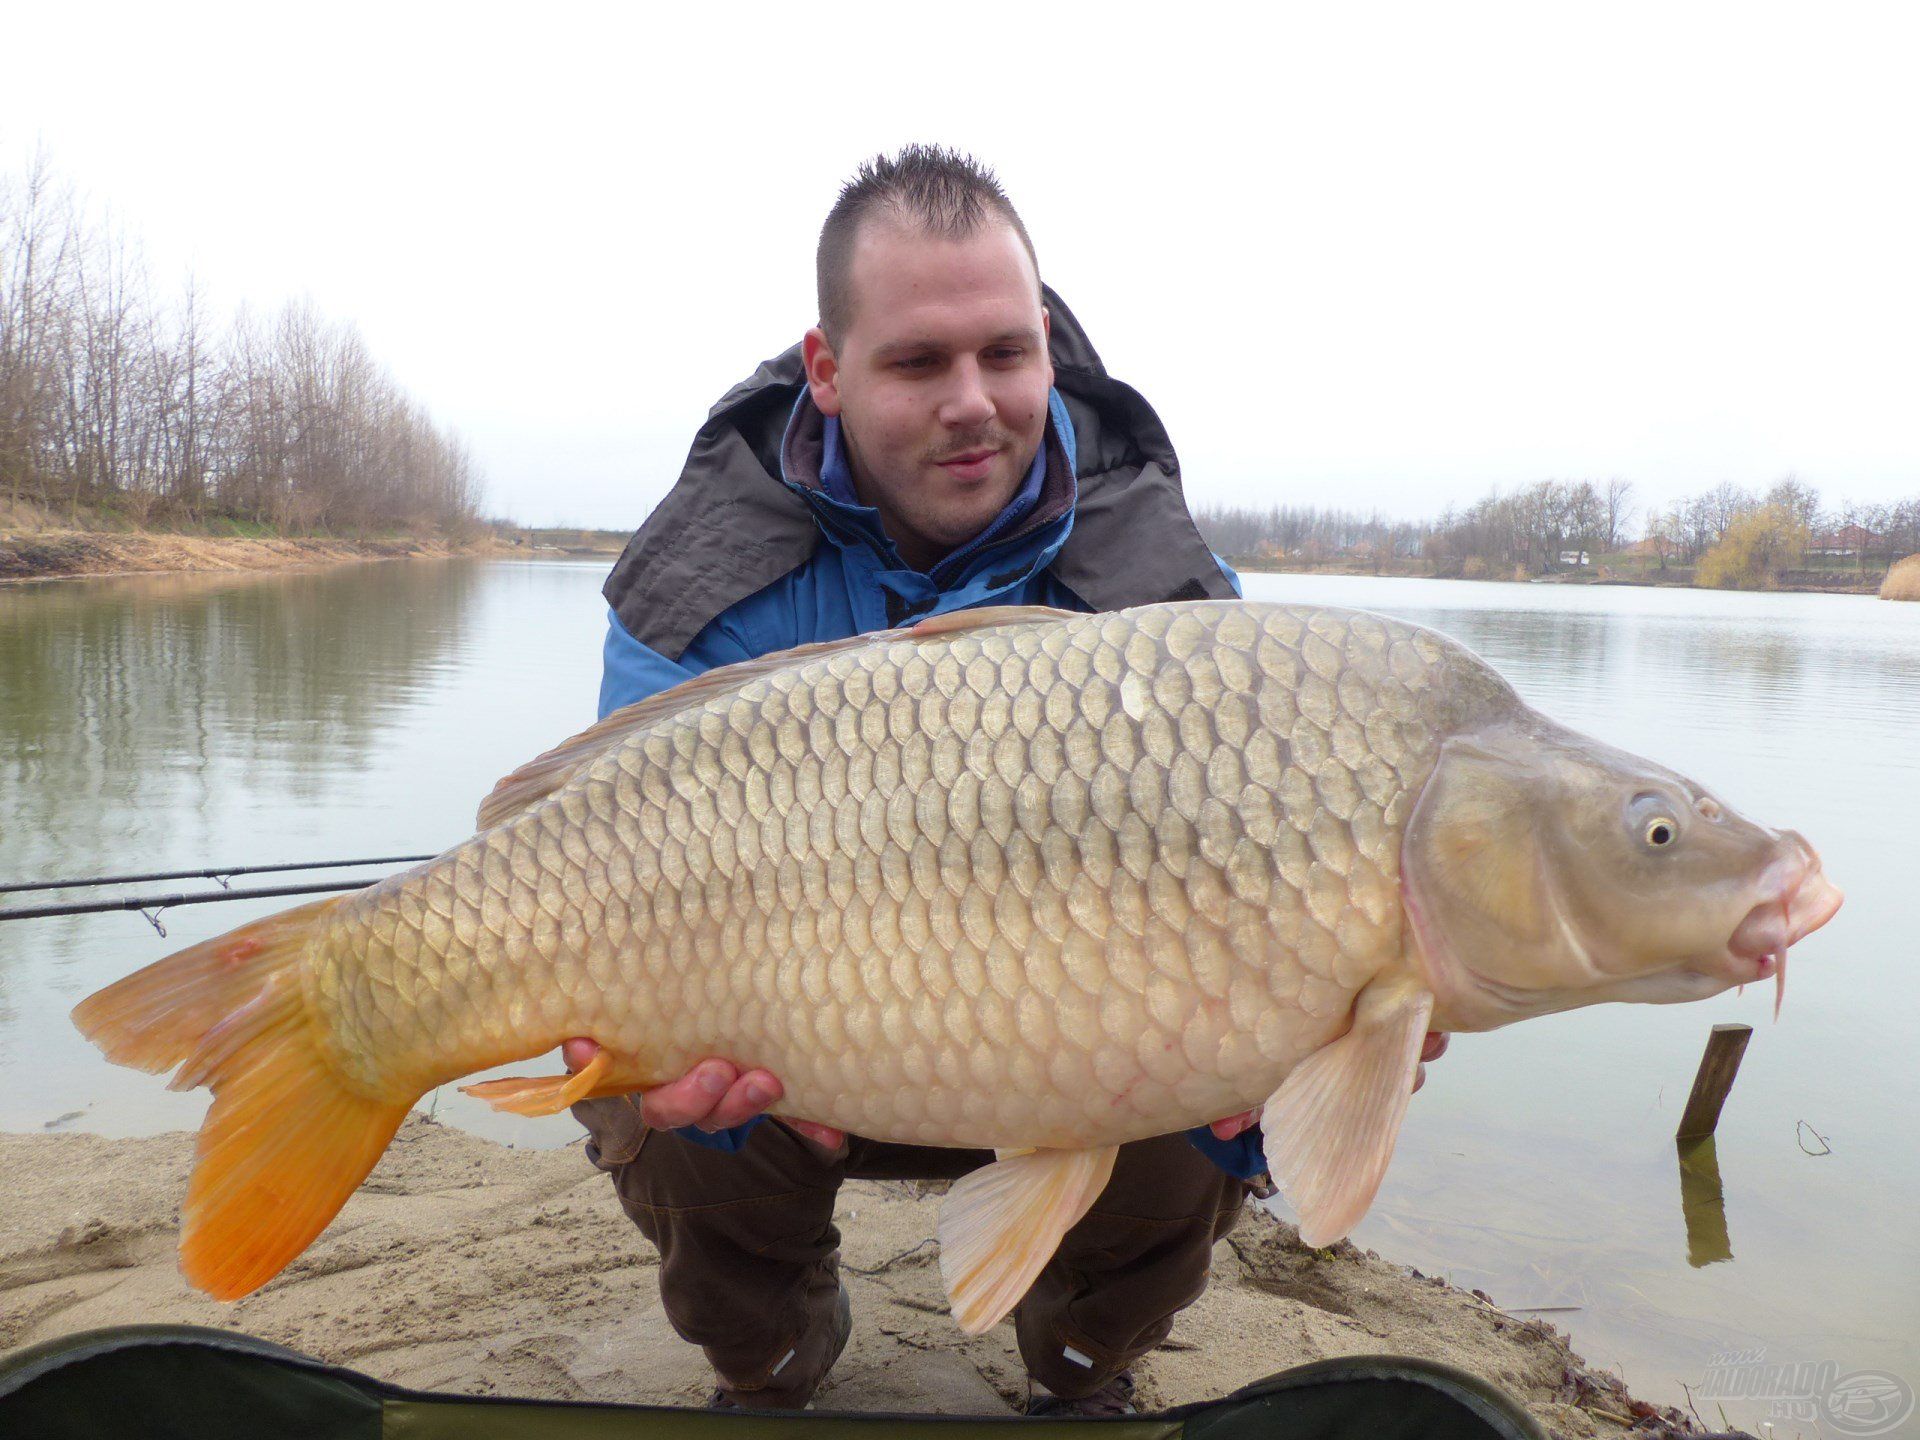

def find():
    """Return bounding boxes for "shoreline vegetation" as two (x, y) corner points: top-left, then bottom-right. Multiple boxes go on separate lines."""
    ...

(1197, 479), (1920, 601)
(1882, 554), (1920, 602)
(1227, 553), (1900, 597)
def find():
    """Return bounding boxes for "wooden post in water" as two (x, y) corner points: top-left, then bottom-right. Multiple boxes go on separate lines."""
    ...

(1676, 1023), (1753, 1140)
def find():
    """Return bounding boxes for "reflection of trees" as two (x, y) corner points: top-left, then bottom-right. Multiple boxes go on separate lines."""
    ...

(0, 560), (482, 894)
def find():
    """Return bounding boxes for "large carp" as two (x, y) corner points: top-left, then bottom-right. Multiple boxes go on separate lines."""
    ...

(74, 601), (1841, 1329)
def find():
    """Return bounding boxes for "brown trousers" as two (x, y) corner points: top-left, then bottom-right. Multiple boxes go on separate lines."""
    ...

(572, 1096), (1252, 1406)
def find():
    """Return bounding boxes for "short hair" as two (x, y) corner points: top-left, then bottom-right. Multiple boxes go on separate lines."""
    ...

(816, 144), (1041, 344)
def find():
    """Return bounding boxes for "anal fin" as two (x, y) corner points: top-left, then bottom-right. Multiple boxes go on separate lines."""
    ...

(938, 1145), (1118, 1335)
(1261, 976), (1432, 1248)
(460, 1050), (620, 1116)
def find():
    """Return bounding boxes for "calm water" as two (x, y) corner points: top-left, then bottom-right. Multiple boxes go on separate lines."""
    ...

(1, 560), (1915, 1429)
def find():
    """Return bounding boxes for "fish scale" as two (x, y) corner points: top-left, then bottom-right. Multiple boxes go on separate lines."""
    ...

(308, 603), (1495, 1146)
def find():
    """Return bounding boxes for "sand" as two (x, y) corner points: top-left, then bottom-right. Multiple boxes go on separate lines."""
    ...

(0, 1117), (1706, 1436)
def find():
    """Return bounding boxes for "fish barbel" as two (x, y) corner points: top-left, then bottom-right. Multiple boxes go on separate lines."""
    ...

(73, 601), (1842, 1326)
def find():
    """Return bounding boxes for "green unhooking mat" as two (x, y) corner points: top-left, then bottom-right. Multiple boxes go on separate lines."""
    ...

(0, 1325), (1548, 1439)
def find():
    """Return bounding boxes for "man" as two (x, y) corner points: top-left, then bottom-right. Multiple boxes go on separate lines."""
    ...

(566, 145), (1446, 1415)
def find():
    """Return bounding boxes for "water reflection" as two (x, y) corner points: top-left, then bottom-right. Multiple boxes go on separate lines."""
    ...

(1, 561), (484, 884)
(0, 560), (485, 1069)
(1676, 1137), (1733, 1268)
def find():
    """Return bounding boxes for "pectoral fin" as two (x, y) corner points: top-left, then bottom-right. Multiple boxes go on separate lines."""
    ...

(1261, 977), (1432, 1248)
(460, 1049), (621, 1116)
(938, 1145), (1118, 1335)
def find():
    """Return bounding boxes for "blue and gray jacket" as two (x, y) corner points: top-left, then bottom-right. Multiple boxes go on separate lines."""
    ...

(597, 286), (1265, 1179)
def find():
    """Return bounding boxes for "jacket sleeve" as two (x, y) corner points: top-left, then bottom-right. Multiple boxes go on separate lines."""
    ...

(600, 606), (759, 719)
(599, 609), (769, 1154)
(1183, 1123), (1268, 1179)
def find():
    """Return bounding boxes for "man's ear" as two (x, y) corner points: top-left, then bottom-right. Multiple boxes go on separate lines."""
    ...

(1041, 307), (1054, 387)
(803, 327), (842, 417)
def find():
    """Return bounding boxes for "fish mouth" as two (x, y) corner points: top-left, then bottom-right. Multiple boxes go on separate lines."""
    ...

(1709, 840), (1844, 1018)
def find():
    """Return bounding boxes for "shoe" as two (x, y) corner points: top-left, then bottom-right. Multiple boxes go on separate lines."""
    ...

(709, 1284), (852, 1410)
(1025, 1368), (1138, 1417)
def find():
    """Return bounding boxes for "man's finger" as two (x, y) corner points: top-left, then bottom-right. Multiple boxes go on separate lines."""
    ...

(1209, 1108), (1260, 1142)
(560, 1037), (601, 1074)
(1412, 1062), (1428, 1094)
(784, 1118), (848, 1155)
(639, 1060), (741, 1129)
(697, 1070), (784, 1131)
(1421, 1031), (1450, 1063)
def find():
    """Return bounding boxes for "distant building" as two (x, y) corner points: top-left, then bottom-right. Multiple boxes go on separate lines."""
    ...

(1558, 549), (1592, 567)
(1808, 525), (1885, 557)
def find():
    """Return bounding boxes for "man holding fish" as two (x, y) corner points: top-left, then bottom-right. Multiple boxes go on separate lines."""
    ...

(73, 145), (1837, 1427)
(569, 145), (1447, 1414)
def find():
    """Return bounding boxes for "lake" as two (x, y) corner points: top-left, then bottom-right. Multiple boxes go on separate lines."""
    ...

(2, 560), (1914, 1430)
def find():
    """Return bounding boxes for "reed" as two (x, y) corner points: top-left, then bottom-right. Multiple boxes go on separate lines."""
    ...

(1882, 555), (1920, 601)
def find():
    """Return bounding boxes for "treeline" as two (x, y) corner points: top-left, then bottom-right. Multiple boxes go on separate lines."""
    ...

(1427, 479), (1636, 574)
(1198, 475), (1920, 586)
(1194, 504), (1424, 563)
(0, 155), (479, 533)
(1642, 478), (1920, 567)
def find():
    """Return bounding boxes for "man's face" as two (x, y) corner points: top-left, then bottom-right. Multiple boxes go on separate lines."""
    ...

(803, 218), (1053, 571)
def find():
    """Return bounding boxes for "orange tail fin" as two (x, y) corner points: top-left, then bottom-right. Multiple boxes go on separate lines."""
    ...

(71, 898), (413, 1300)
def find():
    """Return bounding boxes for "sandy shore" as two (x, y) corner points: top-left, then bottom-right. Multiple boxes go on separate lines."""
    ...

(0, 1117), (1696, 1435)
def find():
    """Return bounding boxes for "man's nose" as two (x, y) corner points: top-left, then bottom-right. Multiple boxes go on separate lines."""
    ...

(938, 358), (995, 429)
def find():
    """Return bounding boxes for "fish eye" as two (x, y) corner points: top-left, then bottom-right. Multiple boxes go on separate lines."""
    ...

(1627, 792), (1683, 852)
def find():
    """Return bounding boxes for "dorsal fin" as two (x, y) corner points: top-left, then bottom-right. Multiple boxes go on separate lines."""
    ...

(908, 603), (1078, 638)
(478, 630), (899, 829)
(478, 605), (1082, 831)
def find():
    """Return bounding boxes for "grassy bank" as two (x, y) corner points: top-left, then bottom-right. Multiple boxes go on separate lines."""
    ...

(0, 500), (513, 583)
(1882, 555), (1920, 601)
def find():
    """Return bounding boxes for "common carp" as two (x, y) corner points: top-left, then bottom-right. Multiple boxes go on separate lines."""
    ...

(73, 601), (1842, 1328)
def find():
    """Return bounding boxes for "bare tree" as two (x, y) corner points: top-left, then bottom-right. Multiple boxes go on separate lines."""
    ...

(0, 152), (482, 533)
(1603, 478), (1635, 552)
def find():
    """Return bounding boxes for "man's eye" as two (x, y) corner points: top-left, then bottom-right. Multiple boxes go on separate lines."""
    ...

(987, 348), (1024, 363)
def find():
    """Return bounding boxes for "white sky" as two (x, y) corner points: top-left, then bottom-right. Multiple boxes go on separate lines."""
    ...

(4, 2), (1916, 531)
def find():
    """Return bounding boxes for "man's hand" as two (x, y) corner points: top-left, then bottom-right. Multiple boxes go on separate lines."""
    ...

(1208, 1031), (1451, 1141)
(560, 1038), (847, 1157)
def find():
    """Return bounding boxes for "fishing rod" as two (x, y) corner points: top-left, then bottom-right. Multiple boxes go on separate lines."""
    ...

(0, 854), (436, 896)
(0, 856), (437, 936)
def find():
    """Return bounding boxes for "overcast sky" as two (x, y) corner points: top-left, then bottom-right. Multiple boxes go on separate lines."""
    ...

(5, 2), (1915, 531)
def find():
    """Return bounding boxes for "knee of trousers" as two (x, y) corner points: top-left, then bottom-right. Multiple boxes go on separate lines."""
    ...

(570, 1100), (844, 1361)
(1016, 1137), (1253, 1393)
